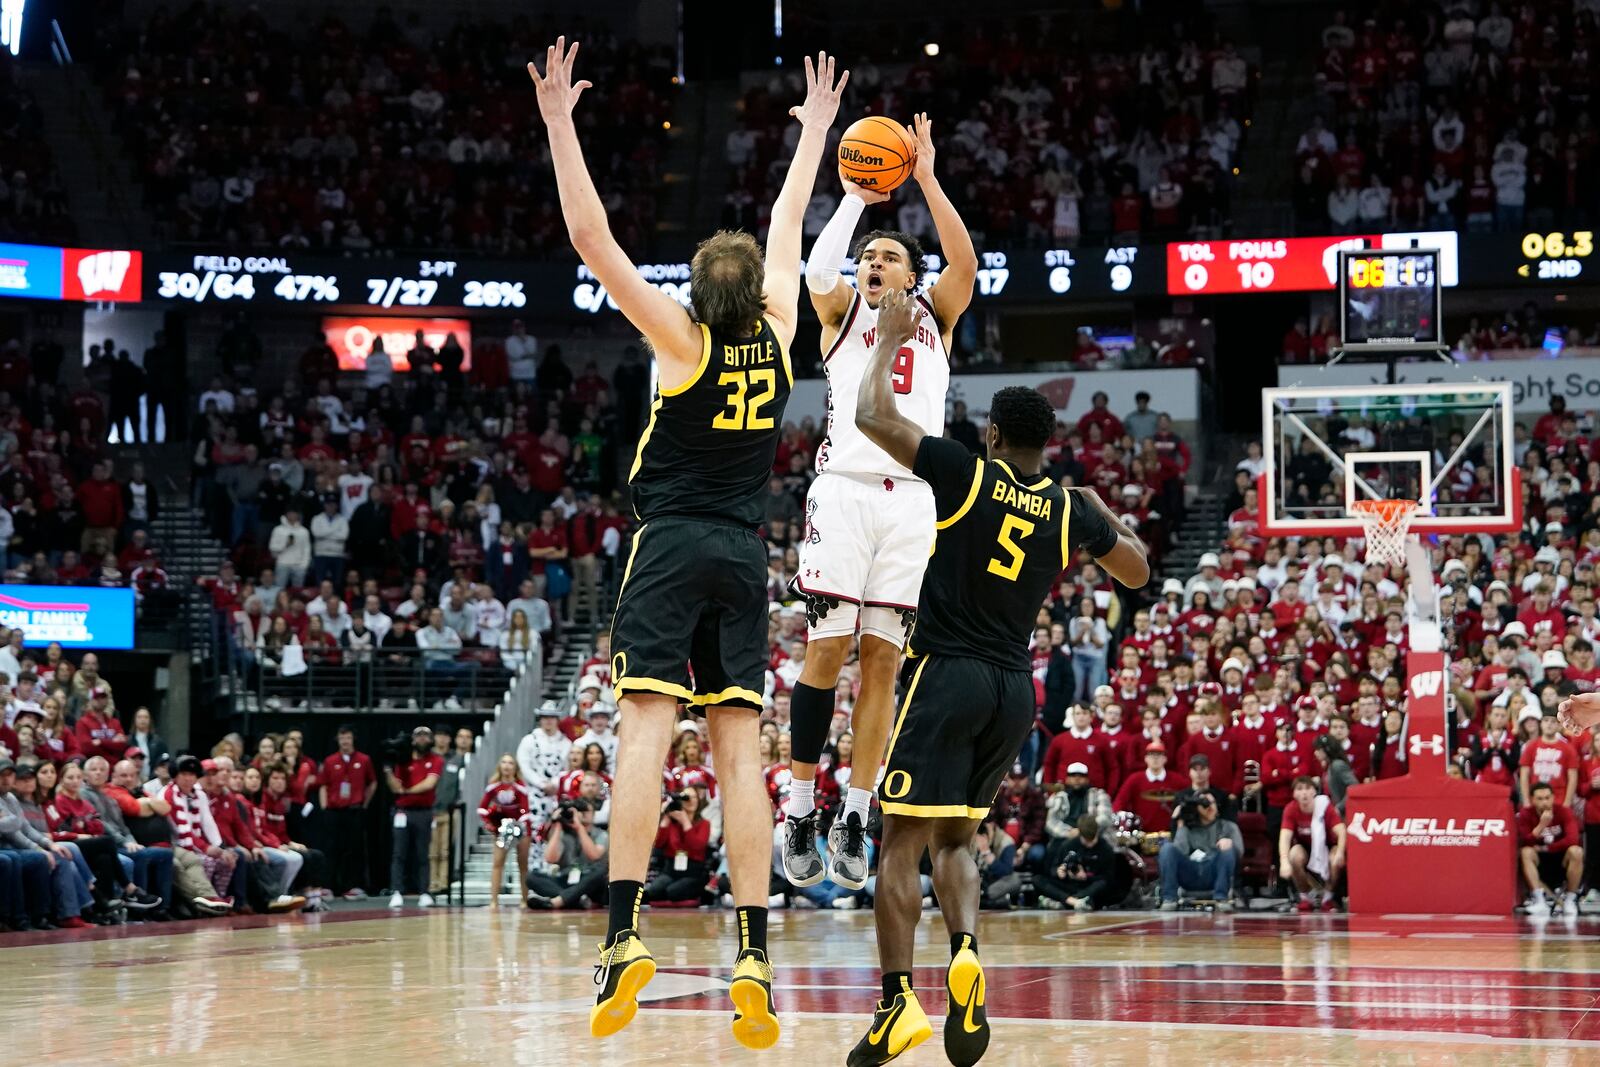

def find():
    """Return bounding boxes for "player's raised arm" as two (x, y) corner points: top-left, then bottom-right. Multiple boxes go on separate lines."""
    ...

(1071, 485), (1152, 590)
(1558, 692), (1600, 735)
(853, 288), (925, 471)
(764, 52), (848, 348)
(529, 38), (701, 371)
(805, 179), (889, 328)
(908, 113), (978, 333)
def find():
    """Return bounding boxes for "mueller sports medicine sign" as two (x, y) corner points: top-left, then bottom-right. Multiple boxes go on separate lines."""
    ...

(0, 586), (136, 649)
(1346, 813), (1510, 848)
(1344, 651), (1515, 914)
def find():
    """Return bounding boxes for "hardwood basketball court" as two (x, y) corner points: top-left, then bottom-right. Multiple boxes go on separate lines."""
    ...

(5, 908), (1598, 1064)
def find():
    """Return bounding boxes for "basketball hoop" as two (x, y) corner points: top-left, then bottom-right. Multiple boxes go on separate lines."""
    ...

(1350, 498), (1420, 568)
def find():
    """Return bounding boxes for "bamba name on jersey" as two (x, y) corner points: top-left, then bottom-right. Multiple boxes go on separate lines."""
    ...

(991, 478), (1053, 519)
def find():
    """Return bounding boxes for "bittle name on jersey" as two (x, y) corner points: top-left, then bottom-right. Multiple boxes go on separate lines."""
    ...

(861, 323), (939, 351)
(991, 479), (1053, 518)
(724, 340), (777, 368)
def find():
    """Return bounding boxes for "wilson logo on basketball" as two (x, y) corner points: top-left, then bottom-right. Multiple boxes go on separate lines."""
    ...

(839, 146), (885, 166)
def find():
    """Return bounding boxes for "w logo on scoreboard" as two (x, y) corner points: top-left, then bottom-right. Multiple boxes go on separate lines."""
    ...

(1409, 671), (1444, 698)
(77, 251), (132, 296)
(62, 248), (143, 302)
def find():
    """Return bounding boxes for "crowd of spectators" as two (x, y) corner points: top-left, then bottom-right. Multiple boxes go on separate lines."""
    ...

(725, 14), (1252, 248)
(0, 631), (341, 930)
(91, 8), (675, 253)
(473, 389), (1600, 917)
(188, 324), (656, 708)
(1292, 3), (1600, 235)
(0, 58), (73, 244)
(1281, 304), (1600, 363)
(0, 634), (519, 929)
(0, 328), (179, 624)
(18, 338), (1598, 921)
(463, 388), (1187, 910)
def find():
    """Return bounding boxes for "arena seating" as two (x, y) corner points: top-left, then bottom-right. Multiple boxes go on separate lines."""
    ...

(1291, 2), (1600, 235)
(0, 58), (73, 243)
(728, 13), (1252, 248)
(89, 10), (675, 252)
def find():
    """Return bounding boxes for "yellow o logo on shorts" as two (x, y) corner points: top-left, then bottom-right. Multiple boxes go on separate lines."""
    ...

(882, 770), (913, 799)
(612, 652), (627, 682)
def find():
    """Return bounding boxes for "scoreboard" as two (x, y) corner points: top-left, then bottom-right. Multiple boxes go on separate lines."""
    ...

(1338, 249), (1442, 349)
(1166, 231), (1460, 295)
(10, 227), (1600, 316)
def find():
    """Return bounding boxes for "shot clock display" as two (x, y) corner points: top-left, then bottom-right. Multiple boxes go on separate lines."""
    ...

(1338, 249), (1442, 349)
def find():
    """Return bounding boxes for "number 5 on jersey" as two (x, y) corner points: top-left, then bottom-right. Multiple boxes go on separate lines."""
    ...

(713, 369), (777, 431)
(988, 515), (1035, 581)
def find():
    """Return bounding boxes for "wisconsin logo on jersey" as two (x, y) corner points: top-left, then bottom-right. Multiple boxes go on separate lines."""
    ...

(817, 291), (949, 481)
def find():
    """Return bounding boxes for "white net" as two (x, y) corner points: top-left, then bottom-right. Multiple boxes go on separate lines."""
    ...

(1351, 498), (1420, 569)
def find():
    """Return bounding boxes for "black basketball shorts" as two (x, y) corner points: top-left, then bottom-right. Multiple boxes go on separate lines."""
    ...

(879, 654), (1035, 819)
(609, 517), (769, 712)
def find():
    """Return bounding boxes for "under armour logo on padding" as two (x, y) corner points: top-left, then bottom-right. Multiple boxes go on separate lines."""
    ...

(1408, 734), (1445, 757)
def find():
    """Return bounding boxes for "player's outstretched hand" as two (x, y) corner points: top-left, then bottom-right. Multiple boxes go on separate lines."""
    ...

(842, 178), (890, 205)
(788, 51), (849, 130)
(908, 112), (936, 184)
(527, 37), (593, 124)
(875, 287), (923, 348)
(1558, 693), (1600, 735)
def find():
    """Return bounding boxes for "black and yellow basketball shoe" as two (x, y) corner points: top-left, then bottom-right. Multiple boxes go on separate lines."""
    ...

(590, 930), (656, 1038)
(944, 944), (990, 1066)
(847, 988), (932, 1066)
(729, 948), (781, 1049)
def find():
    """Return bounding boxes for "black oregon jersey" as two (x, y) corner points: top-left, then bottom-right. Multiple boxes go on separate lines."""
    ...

(629, 317), (793, 527)
(909, 436), (1118, 670)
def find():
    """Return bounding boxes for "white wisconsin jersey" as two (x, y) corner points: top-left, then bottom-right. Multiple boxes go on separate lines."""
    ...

(816, 290), (949, 481)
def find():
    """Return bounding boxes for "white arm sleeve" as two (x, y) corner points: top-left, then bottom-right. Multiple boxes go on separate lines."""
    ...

(805, 193), (867, 294)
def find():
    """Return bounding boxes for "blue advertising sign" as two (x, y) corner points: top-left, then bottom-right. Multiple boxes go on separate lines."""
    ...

(0, 585), (135, 649)
(0, 242), (64, 300)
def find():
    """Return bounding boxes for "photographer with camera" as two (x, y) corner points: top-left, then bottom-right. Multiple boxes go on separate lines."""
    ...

(477, 755), (536, 908)
(525, 796), (608, 910)
(645, 786), (716, 904)
(1156, 771), (1243, 912)
(1037, 814), (1120, 911)
(384, 726), (443, 909)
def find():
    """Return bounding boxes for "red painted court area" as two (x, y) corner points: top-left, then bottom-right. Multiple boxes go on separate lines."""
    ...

(652, 916), (1600, 1046)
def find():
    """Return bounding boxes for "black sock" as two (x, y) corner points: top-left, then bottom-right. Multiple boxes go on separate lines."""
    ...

(606, 881), (644, 945)
(736, 905), (768, 954)
(787, 681), (835, 767)
(883, 972), (913, 1001)
(950, 932), (977, 957)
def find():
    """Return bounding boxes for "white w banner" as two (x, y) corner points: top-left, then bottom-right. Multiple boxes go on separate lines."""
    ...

(1277, 354), (1600, 414)
(789, 367), (1200, 427)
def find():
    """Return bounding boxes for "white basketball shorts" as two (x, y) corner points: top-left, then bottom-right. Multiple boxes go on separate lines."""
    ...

(794, 471), (935, 647)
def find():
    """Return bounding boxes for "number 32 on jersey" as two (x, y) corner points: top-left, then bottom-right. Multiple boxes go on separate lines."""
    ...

(713, 369), (777, 431)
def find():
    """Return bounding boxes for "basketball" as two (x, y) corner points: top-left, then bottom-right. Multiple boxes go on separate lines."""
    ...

(837, 116), (916, 192)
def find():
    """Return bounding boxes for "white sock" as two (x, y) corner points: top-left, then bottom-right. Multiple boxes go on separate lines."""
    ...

(785, 778), (816, 820)
(843, 787), (873, 824)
